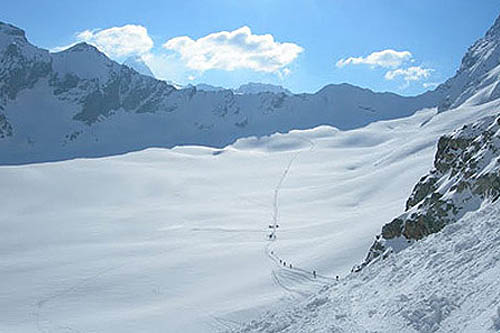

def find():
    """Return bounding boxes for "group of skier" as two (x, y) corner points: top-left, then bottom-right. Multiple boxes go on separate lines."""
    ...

(268, 222), (341, 281)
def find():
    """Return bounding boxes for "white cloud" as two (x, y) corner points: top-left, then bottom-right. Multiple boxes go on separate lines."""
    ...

(52, 25), (153, 58)
(336, 49), (412, 68)
(163, 26), (303, 73)
(385, 66), (434, 81)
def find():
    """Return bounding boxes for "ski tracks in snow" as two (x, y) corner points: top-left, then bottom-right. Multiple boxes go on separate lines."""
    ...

(264, 138), (334, 299)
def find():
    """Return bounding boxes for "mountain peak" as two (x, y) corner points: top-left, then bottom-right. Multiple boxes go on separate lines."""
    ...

(236, 82), (292, 95)
(0, 21), (26, 40)
(65, 42), (101, 54)
(436, 13), (500, 112)
(485, 14), (500, 40)
(0, 22), (28, 50)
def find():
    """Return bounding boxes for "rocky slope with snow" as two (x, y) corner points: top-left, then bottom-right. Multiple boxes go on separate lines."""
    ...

(437, 15), (500, 112)
(229, 14), (500, 332)
(356, 112), (500, 271)
(0, 21), (444, 164)
(233, 199), (500, 333)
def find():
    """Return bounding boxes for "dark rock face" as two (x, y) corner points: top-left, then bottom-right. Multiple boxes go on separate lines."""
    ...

(355, 113), (500, 271)
(0, 40), (52, 103)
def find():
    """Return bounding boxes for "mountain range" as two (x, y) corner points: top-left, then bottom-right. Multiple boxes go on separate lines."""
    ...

(3, 16), (500, 164)
(0, 21), (447, 164)
(2, 12), (500, 333)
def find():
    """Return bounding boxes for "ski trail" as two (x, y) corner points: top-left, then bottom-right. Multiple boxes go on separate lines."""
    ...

(265, 137), (336, 298)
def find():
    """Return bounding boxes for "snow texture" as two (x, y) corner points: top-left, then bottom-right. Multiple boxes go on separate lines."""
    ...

(2, 13), (500, 333)
(233, 201), (500, 333)
(1, 98), (499, 332)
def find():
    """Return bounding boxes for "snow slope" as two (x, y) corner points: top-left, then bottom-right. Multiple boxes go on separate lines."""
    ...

(1, 97), (499, 332)
(357, 112), (500, 272)
(234, 200), (500, 333)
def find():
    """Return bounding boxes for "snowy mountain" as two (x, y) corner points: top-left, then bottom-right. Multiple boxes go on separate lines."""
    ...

(0, 20), (443, 164)
(228, 15), (500, 332)
(3, 13), (500, 165)
(193, 83), (226, 92)
(193, 82), (292, 95)
(3, 14), (500, 332)
(123, 55), (155, 78)
(235, 82), (292, 95)
(437, 15), (500, 112)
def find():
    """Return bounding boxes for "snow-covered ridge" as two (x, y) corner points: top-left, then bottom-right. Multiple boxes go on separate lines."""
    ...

(235, 82), (292, 95)
(437, 15), (500, 111)
(356, 112), (500, 271)
(194, 82), (292, 95)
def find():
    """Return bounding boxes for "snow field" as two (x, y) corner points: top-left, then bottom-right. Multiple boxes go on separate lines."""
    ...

(1, 99), (500, 332)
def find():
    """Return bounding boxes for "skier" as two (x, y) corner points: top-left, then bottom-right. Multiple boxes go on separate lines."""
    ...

(289, 263), (292, 269)
(313, 270), (316, 278)
(279, 259), (282, 264)
(283, 261), (286, 267)
(336, 275), (339, 281)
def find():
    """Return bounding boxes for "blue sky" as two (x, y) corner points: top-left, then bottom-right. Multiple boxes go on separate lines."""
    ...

(2, 0), (500, 95)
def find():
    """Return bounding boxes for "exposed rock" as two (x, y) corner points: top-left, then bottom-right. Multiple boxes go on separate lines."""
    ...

(355, 113), (500, 271)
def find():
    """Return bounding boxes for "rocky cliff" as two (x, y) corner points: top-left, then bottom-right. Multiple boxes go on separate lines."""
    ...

(356, 113), (500, 271)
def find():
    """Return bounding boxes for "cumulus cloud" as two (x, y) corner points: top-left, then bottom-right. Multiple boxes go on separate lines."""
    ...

(385, 66), (434, 82)
(52, 25), (153, 58)
(163, 26), (303, 73)
(336, 49), (412, 68)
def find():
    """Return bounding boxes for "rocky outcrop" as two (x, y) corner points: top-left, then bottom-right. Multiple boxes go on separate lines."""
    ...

(355, 113), (500, 271)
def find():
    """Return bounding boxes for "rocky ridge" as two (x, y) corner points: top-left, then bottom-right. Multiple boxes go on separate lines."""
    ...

(357, 112), (500, 271)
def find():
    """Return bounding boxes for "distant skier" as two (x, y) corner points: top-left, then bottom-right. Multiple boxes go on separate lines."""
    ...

(289, 264), (292, 269)
(279, 259), (282, 264)
(313, 270), (316, 278)
(336, 275), (339, 281)
(283, 261), (286, 267)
